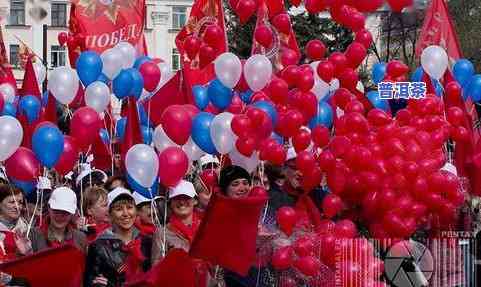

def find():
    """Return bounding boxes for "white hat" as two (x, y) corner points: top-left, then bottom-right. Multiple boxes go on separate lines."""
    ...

(108, 187), (134, 208)
(48, 187), (77, 215)
(168, 180), (197, 199)
(76, 164), (108, 186)
(132, 192), (151, 206)
(286, 147), (297, 161)
(199, 154), (220, 168)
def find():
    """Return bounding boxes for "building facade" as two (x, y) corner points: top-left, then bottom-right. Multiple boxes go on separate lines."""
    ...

(0, 0), (192, 85)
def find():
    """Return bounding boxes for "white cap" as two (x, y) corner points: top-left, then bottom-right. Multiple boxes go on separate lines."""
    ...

(286, 147), (297, 161)
(48, 187), (77, 215)
(168, 180), (197, 199)
(199, 154), (220, 168)
(132, 192), (151, 206)
(76, 164), (108, 186)
(108, 187), (134, 208)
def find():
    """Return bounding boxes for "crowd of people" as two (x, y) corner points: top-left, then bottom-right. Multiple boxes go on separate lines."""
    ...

(0, 148), (329, 287)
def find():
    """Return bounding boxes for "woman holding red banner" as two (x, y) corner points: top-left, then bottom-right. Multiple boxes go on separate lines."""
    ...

(151, 180), (223, 287)
(84, 187), (152, 287)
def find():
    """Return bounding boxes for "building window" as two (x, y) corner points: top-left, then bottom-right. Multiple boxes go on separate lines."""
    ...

(172, 6), (186, 29)
(172, 48), (180, 71)
(9, 45), (19, 68)
(51, 45), (66, 68)
(51, 3), (67, 27)
(9, 0), (25, 25)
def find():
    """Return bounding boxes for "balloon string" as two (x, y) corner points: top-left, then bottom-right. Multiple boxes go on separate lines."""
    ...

(26, 188), (40, 238)
(162, 190), (168, 258)
(80, 172), (84, 219)
(148, 187), (161, 228)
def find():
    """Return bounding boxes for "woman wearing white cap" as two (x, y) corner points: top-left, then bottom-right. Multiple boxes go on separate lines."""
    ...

(84, 187), (152, 287)
(151, 180), (222, 286)
(29, 186), (87, 253)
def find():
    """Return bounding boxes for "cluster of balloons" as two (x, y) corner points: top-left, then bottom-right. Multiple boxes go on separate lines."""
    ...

(182, 23), (226, 69)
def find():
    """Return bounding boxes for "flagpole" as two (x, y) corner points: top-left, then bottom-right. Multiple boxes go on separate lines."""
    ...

(42, 24), (47, 93)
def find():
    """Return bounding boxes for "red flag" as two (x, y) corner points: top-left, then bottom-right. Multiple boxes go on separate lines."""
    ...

(68, 0), (147, 67)
(189, 194), (267, 276)
(0, 245), (85, 287)
(121, 97), (142, 159)
(251, 0), (300, 71)
(20, 56), (41, 99)
(42, 92), (57, 124)
(415, 0), (462, 62)
(0, 27), (17, 90)
(92, 129), (113, 171)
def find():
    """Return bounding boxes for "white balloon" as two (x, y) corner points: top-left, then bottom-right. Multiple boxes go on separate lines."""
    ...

(244, 54), (272, 92)
(153, 125), (177, 153)
(182, 137), (205, 162)
(214, 52), (242, 88)
(47, 66), (79, 105)
(115, 41), (136, 69)
(312, 78), (330, 101)
(229, 149), (259, 174)
(157, 62), (174, 89)
(101, 48), (123, 79)
(0, 83), (16, 103)
(210, 112), (236, 154)
(126, 144), (159, 188)
(33, 61), (46, 87)
(329, 78), (340, 92)
(421, 45), (448, 80)
(0, 116), (23, 161)
(85, 81), (111, 113)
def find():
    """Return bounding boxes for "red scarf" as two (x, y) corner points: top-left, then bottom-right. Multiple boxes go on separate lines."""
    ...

(87, 221), (111, 243)
(39, 218), (75, 248)
(168, 212), (202, 243)
(0, 230), (17, 262)
(134, 218), (156, 236)
(121, 237), (146, 282)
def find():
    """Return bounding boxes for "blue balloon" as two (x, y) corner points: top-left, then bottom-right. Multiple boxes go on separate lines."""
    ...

(208, 78), (232, 109)
(76, 51), (103, 87)
(192, 112), (217, 154)
(193, 85), (209, 110)
(127, 68), (144, 100)
(467, 74), (481, 102)
(367, 90), (389, 112)
(41, 91), (49, 107)
(2, 102), (16, 117)
(453, 59), (475, 88)
(372, 62), (386, 84)
(141, 125), (153, 145)
(137, 104), (152, 127)
(434, 79), (443, 97)
(253, 100), (278, 126)
(99, 128), (110, 144)
(116, 117), (127, 140)
(240, 90), (253, 104)
(97, 73), (110, 84)
(308, 101), (333, 129)
(11, 179), (35, 197)
(19, 95), (41, 124)
(411, 67), (424, 82)
(32, 125), (64, 168)
(133, 56), (152, 69)
(113, 69), (134, 99)
(127, 173), (158, 199)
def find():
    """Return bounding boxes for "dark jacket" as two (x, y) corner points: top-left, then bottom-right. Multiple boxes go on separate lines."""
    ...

(83, 228), (152, 287)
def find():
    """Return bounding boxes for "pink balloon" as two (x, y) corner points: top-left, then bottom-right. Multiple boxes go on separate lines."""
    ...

(139, 62), (161, 92)
(158, 147), (189, 187)
(161, 105), (192, 145)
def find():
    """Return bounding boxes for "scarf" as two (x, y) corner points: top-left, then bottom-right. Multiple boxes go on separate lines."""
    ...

(134, 218), (156, 236)
(39, 218), (74, 248)
(120, 237), (146, 282)
(168, 212), (202, 244)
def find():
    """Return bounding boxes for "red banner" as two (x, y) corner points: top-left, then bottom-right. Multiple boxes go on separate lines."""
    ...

(68, 0), (146, 67)
(0, 26), (17, 90)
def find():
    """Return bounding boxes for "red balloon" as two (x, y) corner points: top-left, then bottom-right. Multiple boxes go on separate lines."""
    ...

(293, 129), (311, 152)
(305, 39), (326, 61)
(296, 92), (318, 122)
(294, 256), (321, 277)
(319, 234), (336, 267)
(387, 0), (413, 12)
(268, 78), (288, 104)
(330, 136), (352, 157)
(445, 81), (463, 103)
(311, 126), (330, 148)
(199, 169), (218, 191)
(254, 25), (273, 48)
(277, 109), (303, 138)
(345, 42), (367, 68)
(346, 10), (365, 32)
(305, 0), (323, 13)
(354, 0), (384, 12)
(452, 126), (470, 142)
(318, 150), (336, 171)
(235, 137), (256, 157)
(204, 103), (220, 115)
(302, 166), (322, 191)
(354, 29), (373, 48)
(54, 136), (79, 176)
(296, 150), (316, 173)
(294, 236), (315, 257)
(339, 68), (359, 91)
(329, 52), (348, 77)
(139, 62), (161, 92)
(281, 48), (300, 67)
(386, 60), (409, 77)
(282, 65), (301, 87)
(236, 0), (257, 24)
(182, 104), (200, 120)
(70, 107), (101, 152)
(335, 219), (358, 238)
(161, 105), (192, 145)
(231, 114), (253, 138)
(447, 106), (464, 127)
(203, 24), (223, 49)
(322, 193), (344, 218)
(297, 70), (315, 92)
(271, 13), (291, 34)
(250, 91), (270, 103)
(158, 147), (189, 187)
(58, 32), (69, 46)
(276, 207), (297, 236)
(250, 186), (268, 197)
(199, 45), (217, 69)
(345, 100), (365, 114)
(333, 88), (353, 110)
(5, 147), (40, 181)
(316, 60), (335, 83)
(272, 246), (294, 270)
(183, 35), (201, 60)
(226, 94), (244, 114)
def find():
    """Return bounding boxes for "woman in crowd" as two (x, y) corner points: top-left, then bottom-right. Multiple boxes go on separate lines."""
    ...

(81, 186), (110, 242)
(84, 187), (152, 287)
(30, 186), (87, 253)
(132, 192), (156, 236)
(151, 180), (222, 286)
